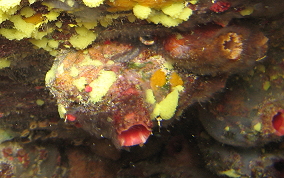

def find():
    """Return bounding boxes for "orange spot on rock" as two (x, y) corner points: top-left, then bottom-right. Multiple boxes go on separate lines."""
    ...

(170, 72), (183, 87)
(150, 69), (166, 89)
(23, 13), (44, 24)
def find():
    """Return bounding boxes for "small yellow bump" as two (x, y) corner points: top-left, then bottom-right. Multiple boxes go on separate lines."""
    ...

(55, 21), (62, 28)
(73, 77), (87, 91)
(189, 0), (198, 4)
(58, 104), (67, 118)
(70, 66), (79, 77)
(270, 74), (279, 81)
(146, 89), (156, 104)
(263, 81), (270, 91)
(0, 58), (10, 69)
(219, 169), (241, 178)
(253, 122), (262, 132)
(162, 61), (173, 70)
(36, 99), (44, 106)
(240, 6), (254, 16)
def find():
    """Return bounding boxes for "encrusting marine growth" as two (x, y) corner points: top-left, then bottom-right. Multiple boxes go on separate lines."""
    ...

(45, 41), (188, 147)
(46, 22), (268, 147)
(1, 0), (284, 177)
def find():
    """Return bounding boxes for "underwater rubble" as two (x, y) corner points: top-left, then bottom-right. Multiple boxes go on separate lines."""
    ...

(0, 0), (284, 177)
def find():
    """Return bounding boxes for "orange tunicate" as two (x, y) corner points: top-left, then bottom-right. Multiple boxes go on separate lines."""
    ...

(136, 0), (183, 8)
(23, 13), (44, 24)
(170, 72), (183, 87)
(107, 0), (136, 11)
(150, 69), (166, 89)
(107, 0), (184, 12)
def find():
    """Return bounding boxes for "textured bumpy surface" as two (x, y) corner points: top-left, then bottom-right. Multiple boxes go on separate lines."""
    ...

(45, 41), (227, 148)
(0, 0), (284, 177)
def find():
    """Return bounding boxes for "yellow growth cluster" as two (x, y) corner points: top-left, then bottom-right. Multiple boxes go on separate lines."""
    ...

(0, 1), (100, 55)
(82, 0), (194, 27)
(113, 1), (193, 27)
(0, 0), (195, 56)
(150, 69), (183, 89)
(0, 58), (11, 69)
(147, 66), (184, 121)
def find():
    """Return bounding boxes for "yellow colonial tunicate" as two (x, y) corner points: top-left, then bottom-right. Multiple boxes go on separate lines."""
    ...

(66, 0), (76, 7)
(219, 169), (242, 178)
(107, 0), (192, 26)
(80, 21), (98, 29)
(43, 11), (60, 21)
(161, 3), (184, 18)
(240, 6), (254, 16)
(32, 30), (49, 40)
(83, 0), (105, 7)
(0, 14), (40, 40)
(45, 64), (57, 84)
(253, 122), (262, 132)
(11, 15), (37, 35)
(0, 29), (26, 40)
(28, 0), (36, 4)
(0, 0), (20, 23)
(70, 66), (79, 77)
(48, 39), (59, 49)
(148, 12), (183, 27)
(189, 0), (198, 4)
(151, 85), (184, 120)
(55, 21), (62, 28)
(0, 58), (11, 69)
(73, 77), (87, 91)
(20, 6), (35, 18)
(80, 55), (103, 66)
(58, 104), (67, 118)
(162, 61), (173, 70)
(145, 89), (156, 104)
(178, 7), (193, 21)
(263, 80), (270, 91)
(89, 70), (117, 103)
(133, 4), (152, 19)
(30, 38), (48, 48)
(36, 99), (45, 106)
(0, 10), (55, 40)
(57, 63), (65, 75)
(146, 3), (192, 27)
(69, 27), (97, 49)
(0, 0), (21, 12)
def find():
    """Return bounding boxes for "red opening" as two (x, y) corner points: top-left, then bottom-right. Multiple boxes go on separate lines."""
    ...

(66, 114), (76, 122)
(117, 125), (151, 147)
(272, 111), (284, 136)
